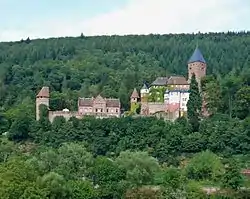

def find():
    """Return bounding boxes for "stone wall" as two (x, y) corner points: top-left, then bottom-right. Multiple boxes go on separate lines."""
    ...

(148, 102), (165, 115)
(48, 111), (80, 122)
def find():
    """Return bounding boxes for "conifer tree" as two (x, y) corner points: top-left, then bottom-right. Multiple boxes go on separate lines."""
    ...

(187, 74), (202, 132)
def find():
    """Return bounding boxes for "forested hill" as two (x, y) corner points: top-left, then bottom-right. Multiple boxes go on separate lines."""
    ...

(0, 32), (250, 114)
(1, 32), (250, 198)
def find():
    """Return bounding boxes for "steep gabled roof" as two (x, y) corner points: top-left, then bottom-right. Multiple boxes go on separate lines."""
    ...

(130, 88), (139, 98)
(151, 77), (168, 86)
(36, 87), (49, 98)
(167, 76), (188, 85)
(188, 47), (206, 64)
(106, 98), (120, 107)
(78, 97), (120, 107)
(78, 98), (93, 106)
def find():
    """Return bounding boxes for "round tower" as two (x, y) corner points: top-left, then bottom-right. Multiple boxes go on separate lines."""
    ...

(140, 83), (150, 115)
(187, 46), (206, 87)
(140, 83), (149, 102)
(36, 86), (49, 120)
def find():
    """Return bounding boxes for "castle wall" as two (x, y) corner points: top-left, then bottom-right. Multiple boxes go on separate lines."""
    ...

(188, 62), (206, 86)
(36, 97), (49, 121)
(148, 102), (166, 115)
(78, 106), (120, 118)
(48, 111), (80, 123)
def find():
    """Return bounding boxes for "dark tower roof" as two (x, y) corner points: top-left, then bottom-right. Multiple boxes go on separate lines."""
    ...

(188, 47), (206, 64)
(141, 83), (148, 90)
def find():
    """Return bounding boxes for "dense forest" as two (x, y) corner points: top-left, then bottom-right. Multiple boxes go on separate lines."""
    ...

(0, 32), (250, 198)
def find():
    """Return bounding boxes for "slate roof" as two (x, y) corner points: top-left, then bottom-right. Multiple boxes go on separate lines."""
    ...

(78, 98), (93, 106)
(37, 87), (49, 98)
(167, 76), (188, 85)
(130, 88), (139, 98)
(78, 96), (120, 107)
(151, 77), (169, 86)
(151, 76), (188, 86)
(141, 83), (148, 90)
(188, 47), (206, 64)
(106, 99), (121, 107)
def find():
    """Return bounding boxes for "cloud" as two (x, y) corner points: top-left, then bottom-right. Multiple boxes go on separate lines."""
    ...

(0, 0), (249, 41)
(83, 0), (249, 35)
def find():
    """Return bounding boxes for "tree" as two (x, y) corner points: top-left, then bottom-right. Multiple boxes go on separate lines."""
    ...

(90, 157), (126, 198)
(37, 172), (71, 199)
(0, 159), (39, 199)
(68, 180), (96, 199)
(155, 167), (186, 198)
(8, 113), (32, 141)
(0, 138), (15, 163)
(202, 76), (222, 115)
(234, 86), (250, 119)
(185, 150), (224, 181)
(0, 111), (8, 133)
(38, 104), (51, 131)
(222, 159), (243, 190)
(56, 143), (93, 179)
(187, 74), (202, 132)
(115, 151), (160, 187)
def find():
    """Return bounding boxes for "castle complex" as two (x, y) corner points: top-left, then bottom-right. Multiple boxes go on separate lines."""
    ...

(36, 87), (121, 122)
(36, 46), (206, 122)
(129, 46), (207, 120)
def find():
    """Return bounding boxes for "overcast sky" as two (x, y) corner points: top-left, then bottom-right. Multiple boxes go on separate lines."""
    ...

(0, 0), (249, 41)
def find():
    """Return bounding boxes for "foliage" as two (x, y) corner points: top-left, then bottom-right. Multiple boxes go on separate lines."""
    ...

(185, 150), (224, 181)
(116, 151), (160, 187)
(148, 87), (166, 102)
(221, 159), (243, 190)
(187, 74), (202, 132)
(0, 33), (250, 198)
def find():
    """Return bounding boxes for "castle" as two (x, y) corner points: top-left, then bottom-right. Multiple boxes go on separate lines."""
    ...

(129, 46), (207, 120)
(36, 87), (121, 122)
(36, 46), (206, 122)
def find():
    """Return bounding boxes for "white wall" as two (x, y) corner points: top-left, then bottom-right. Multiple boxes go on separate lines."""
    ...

(164, 91), (189, 111)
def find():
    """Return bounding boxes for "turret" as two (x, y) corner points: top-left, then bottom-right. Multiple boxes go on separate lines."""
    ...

(140, 83), (149, 102)
(36, 86), (49, 120)
(130, 88), (140, 113)
(188, 46), (206, 87)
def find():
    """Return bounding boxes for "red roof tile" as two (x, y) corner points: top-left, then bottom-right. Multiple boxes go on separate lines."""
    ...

(78, 96), (120, 108)
(36, 87), (49, 98)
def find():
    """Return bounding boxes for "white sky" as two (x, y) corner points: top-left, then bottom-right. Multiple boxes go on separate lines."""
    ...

(0, 0), (249, 41)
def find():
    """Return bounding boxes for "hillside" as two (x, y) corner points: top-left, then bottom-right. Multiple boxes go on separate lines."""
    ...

(0, 32), (250, 113)
(0, 33), (250, 198)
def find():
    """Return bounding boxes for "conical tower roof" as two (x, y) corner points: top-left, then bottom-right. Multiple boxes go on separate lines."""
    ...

(141, 83), (148, 90)
(188, 47), (206, 64)
(130, 88), (139, 98)
(36, 86), (49, 98)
